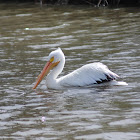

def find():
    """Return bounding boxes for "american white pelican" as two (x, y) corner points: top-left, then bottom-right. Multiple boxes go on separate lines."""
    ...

(33, 48), (122, 89)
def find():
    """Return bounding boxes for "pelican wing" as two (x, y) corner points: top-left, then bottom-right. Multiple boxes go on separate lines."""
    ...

(58, 62), (119, 87)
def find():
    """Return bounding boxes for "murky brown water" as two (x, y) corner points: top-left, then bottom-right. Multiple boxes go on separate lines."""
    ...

(0, 4), (140, 139)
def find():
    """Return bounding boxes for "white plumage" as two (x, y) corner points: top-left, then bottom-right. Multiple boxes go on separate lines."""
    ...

(33, 48), (122, 89)
(58, 63), (118, 87)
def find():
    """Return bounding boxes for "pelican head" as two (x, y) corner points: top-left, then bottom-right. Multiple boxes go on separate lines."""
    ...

(33, 48), (65, 89)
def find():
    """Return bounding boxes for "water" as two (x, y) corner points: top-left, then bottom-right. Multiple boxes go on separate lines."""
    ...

(0, 4), (140, 139)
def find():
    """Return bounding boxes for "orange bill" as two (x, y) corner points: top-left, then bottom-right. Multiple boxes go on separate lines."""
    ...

(33, 61), (59, 89)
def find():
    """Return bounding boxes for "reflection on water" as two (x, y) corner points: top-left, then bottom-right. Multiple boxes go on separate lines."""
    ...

(0, 4), (140, 139)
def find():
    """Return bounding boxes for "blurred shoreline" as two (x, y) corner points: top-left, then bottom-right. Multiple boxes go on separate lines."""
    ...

(0, 0), (140, 7)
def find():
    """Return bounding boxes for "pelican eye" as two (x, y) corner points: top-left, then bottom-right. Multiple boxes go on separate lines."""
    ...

(50, 56), (54, 62)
